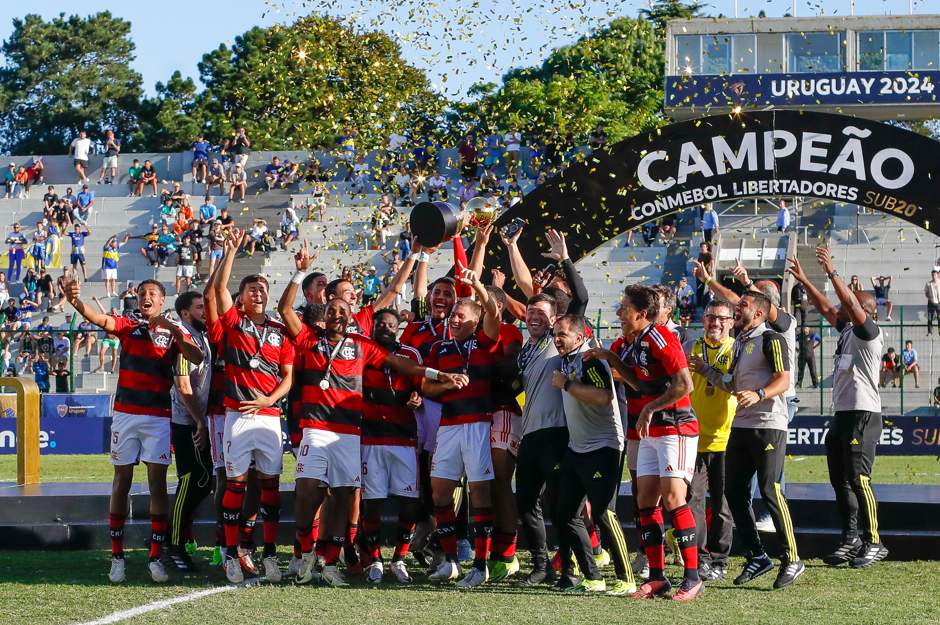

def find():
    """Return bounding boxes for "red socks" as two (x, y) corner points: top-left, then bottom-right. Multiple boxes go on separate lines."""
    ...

(109, 513), (126, 557)
(434, 505), (459, 558)
(222, 481), (246, 551)
(473, 507), (494, 567)
(394, 520), (416, 562)
(361, 518), (383, 565)
(149, 514), (167, 560)
(259, 477), (280, 556)
(670, 504), (699, 580)
(639, 506), (666, 578)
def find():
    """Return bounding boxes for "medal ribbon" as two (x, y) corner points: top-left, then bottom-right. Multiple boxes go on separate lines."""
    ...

(452, 337), (475, 374)
(246, 317), (271, 365)
(319, 334), (350, 384)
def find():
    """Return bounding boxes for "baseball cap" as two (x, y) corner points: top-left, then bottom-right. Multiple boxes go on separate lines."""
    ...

(212, 158), (219, 163)
(174, 182), (181, 187)
(8, 162), (14, 167)
(82, 184), (88, 189)
(369, 266), (377, 271)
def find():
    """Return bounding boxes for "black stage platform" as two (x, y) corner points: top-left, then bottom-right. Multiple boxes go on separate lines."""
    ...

(2, 481), (938, 560)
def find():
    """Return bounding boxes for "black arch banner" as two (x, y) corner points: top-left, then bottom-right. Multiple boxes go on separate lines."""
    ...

(486, 110), (940, 277)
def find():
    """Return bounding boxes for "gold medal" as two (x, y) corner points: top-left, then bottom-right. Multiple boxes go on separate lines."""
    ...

(705, 385), (715, 396)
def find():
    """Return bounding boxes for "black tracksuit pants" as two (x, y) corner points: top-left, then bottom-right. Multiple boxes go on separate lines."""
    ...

(516, 427), (571, 569)
(170, 422), (214, 547)
(688, 450), (733, 567)
(825, 411), (882, 544)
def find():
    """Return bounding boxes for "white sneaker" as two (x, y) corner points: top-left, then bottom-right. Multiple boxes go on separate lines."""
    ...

(755, 514), (776, 532)
(632, 552), (650, 579)
(390, 560), (412, 584)
(321, 565), (348, 587)
(288, 555), (303, 576)
(366, 561), (384, 584)
(109, 557), (126, 583)
(296, 552), (320, 584)
(225, 557), (244, 583)
(149, 559), (169, 583)
(429, 560), (461, 582)
(263, 556), (281, 582)
(456, 566), (488, 588)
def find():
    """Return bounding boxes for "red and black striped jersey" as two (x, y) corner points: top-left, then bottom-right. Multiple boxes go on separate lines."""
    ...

(111, 315), (187, 418)
(611, 334), (644, 440)
(361, 344), (421, 446)
(218, 305), (294, 417)
(625, 324), (698, 437)
(400, 317), (448, 360)
(489, 323), (523, 412)
(205, 318), (226, 417)
(427, 332), (500, 427)
(293, 325), (389, 435)
(347, 304), (375, 336)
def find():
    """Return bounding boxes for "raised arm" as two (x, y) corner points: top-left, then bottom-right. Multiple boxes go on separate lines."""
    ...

(213, 228), (242, 318)
(816, 244), (866, 327)
(787, 256), (839, 327)
(693, 259), (738, 304)
(452, 234), (472, 298)
(542, 229), (587, 315)
(90, 296), (107, 315)
(730, 258), (776, 323)
(372, 243), (419, 310)
(459, 266), (499, 341)
(491, 269), (526, 320)
(278, 240), (316, 339)
(63, 277), (115, 332)
(499, 224), (534, 298)
(203, 254), (223, 326)
(468, 223), (494, 278)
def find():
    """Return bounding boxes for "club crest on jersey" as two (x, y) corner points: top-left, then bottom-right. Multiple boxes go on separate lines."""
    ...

(746, 343), (755, 354)
(150, 332), (172, 349)
(266, 333), (283, 347)
(717, 355), (729, 366)
(341, 345), (356, 359)
(637, 351), (649, 366)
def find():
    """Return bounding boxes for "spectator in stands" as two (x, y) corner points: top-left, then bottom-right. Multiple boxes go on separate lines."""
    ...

(68, 130), (92, 184)
(51, 268), (71, 312)
(676, 276), (696, 326)
(136, 224), (161, 266)
(173, 213), (189, 237)
(397, 221), (412, 258)
(52, 361), (70, 392)
(207, 221), (225, 275)
(23, 269), (38, 302)
(866, 274), (893, 322)
(881, 348), (900, 388)
(199, 196), (218, 233)
(926, 271), (940, 335)
(245, 218), (268, 257)
(504, 178), (523, 207)
(140, 160), (159, 197)
(335, 126), (358, 180)
(52, 332), (70, 370)
(15, 294), (40, 332)
(776, 199), (791, 233)
(423, 170), (447, 202)
(480, 167), (501, 197)
(205, 159), (225, 195)
(191, 134), (211, 183)
(217, 206), (234, 230)
(89, 299), (121, 373)
(126, 159), (143, 197)
(73, 318), (97, 359)
(30, 222), (48, 273)
(361, 266), (381, 306)
(457, 178), (478, 204)
(392, 166), (412, 206)
(13, 166), (29, 198)
(797, 326), (820, 389)
(53, 199), (72, 228)
(848, 275), (863, 292)
(119, 283), (138, 317)
(458, 134), (478, 181)
(32, 352), (50, 393)
(482, 127), (503, 171)
(36, 269), (54, 311)
(503, 124), (522, 176)
(72, 184), (95, 226)
(264, 156), (283, 191)
(160, 197), (178, 226)
(378, 157), (395, 189)
(178, 198), (194, 224)
(61, 187), (77, 207)
(658, 215), (677, 243)
(161, 182), (186, 207)
(219, 138), (233, 180)
(280, 204), (300, 248)
(174, 233), (197, 295)
(98, 130), (121, 185)
(186, 221), (204, 278)
(0, 274), (8, 307)
(26, 157), (43, 188)
(309, 181), (328, 222)
(231, 127), (251, 169)
(229, 164), (247, 203)
(6, 222), (27, 282)
(371, 201), (393, 250)
(156, 223), (176, 266)
(68, 223), (91, 281)
(695, 241), (715, 307)
(42, 186), (58, 213)
(901, 340), (920, 388)
(791, 281), (807, 326)
(588, 123), (608, 151)
(641, 221), (657, 247)
(3, 163), (16, 199)
(102, 233), (131, 297)
(701, 202), (720, 244)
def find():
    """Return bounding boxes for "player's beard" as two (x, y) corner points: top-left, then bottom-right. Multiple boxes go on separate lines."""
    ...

(189, 318), (207, 333)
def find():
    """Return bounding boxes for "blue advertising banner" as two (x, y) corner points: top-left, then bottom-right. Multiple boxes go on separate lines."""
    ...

(788, 415), (940, 456)
(665, 71), (940, 110)
(42, 394), (113, 419)
(0, 417), (111, 455)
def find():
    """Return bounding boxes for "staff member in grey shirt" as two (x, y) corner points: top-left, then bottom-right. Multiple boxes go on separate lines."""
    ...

(788, 246), (888, 569)
(166, 291), (214, 571)
(690, 290), (803, 590)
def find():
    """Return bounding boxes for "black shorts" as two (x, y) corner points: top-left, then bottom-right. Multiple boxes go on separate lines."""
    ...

(74, 159), (88, 168)
(192, 158), (207, 166)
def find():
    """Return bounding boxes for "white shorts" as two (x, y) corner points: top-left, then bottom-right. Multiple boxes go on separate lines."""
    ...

(416, 400), (442, 452)
(361, 444), (419, 499)
(294, 428), (361, 488)
(490, 409), (521, 457)
(208, 414), (226, 470)
(431, 422), (494, 483)
(177, 265), (195, 278)
(876, 297), (889, 305)
(110, 410), (171, 466)
(626, 438), (640, 473)
(636, 434), (698, 484)
(103, 268), (117, 281)
(103, 156), (118, 169)
(223, 411), (284, 478)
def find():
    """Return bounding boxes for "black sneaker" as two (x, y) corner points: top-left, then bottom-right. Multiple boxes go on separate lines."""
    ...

(519, 567), (557, 587)
(733, 556), (775, 585)
(166, 546), (201, 572)
(552, 573), (580, 591)
(823, 537), (863, 566)
(850, 543), (888, 569)
(704, 563), (726, 581)
(773, 559), (805, 589)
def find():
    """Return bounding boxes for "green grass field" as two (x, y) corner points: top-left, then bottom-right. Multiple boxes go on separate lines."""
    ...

(1, 549), (938, 625)
(2, 454), (939, 485)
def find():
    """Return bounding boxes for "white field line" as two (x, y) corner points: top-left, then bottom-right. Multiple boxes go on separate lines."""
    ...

(70, 578), (265, 625)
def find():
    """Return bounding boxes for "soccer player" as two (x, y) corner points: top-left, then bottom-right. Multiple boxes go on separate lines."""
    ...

(166, 291), (214, 571)
(210, 229), (295, 584)
(62, 276), (203, 584)
(423, 267), (501, 588)
(280, 242), (465, 587)
(682, 299), (737, 581)
(553, 314), (635, 596)
(788, 247), (888, 568)
(588, 285), (701, 600)
(692, 290), (803, 589)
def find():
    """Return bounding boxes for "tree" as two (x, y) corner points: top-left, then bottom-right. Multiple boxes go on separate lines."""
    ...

(0, 12), (143, 154)
(194, 15), (445, 150)
(640, 0), (708, 36)
(134, 72), (205, 151)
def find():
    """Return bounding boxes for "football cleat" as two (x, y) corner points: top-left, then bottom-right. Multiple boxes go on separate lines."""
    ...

(288, 555), (303, 577)
(564, 578), (606, 593)
(238, 551), (259, 576)
(489, 556), (520, 581)
(429, 560), (461, 582)
(594, 548), (611, 568)
(296, 552), (321, 584)
(457, 539), (473, 562)
(823, 537), (863, 566)
(456, 566), (488, 588)
(109, 557), (126, 583)
(263, 556), (281, 582)
(321, 565), (348, 587)
(552, 574), (579, 591)
(149, 559), (169, 583)
(850, 543), (889, 569)
(671, 578), (705, 601)
(605, 579), (637, 596)
(632, 552), (650, 579)
(366, 561), (384, 584)
(185, 540), (197, 555)
(390, 560), (412, 584)
(211, 546), (224, 567)
(703, 564), (726, 581)
(630, 579), (672, 599)
(734, 556), (775, 586)
(225, 556), (244, 584)
(773, 560), (805, 589)
(665, 529), (684, 566)
(519, 567), (556, 587)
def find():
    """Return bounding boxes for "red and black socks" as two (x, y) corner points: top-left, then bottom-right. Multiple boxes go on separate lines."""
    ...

(109, 513), (126, 559)
(149, 514), (168, 561)
(472, 507), (494, 571)
(489, 531), (518, 564)
(361, 517), (383, 565)
(222, 481), (246, 557)
(434, 505), (459, 560)
(258, 477), (281, 558)
(669, 504), (699, 581)
(393, 520), (416, 563)
(639, 505), (666, 580)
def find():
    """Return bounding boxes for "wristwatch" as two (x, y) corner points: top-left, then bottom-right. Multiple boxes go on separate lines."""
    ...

(563, 379), (573, 392)
(827, 270), (839, 280)
(756, 389), (766, 400)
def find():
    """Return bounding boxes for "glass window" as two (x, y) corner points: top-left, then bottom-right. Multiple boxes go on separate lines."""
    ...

(675, 35), (701, 74)
(913, 30), (940, 69)
(857, 30), (940, 70)
(703, 35), (731, 75)
(857, 30), (885, 70)
(786, 32), (844, 73)
(885, 31), (912, 70)
(732, 34), (757, 73)
(757, 33), (785, 73)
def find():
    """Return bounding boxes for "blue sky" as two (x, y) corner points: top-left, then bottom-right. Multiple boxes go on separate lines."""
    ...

(0, 0), (935, 98)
